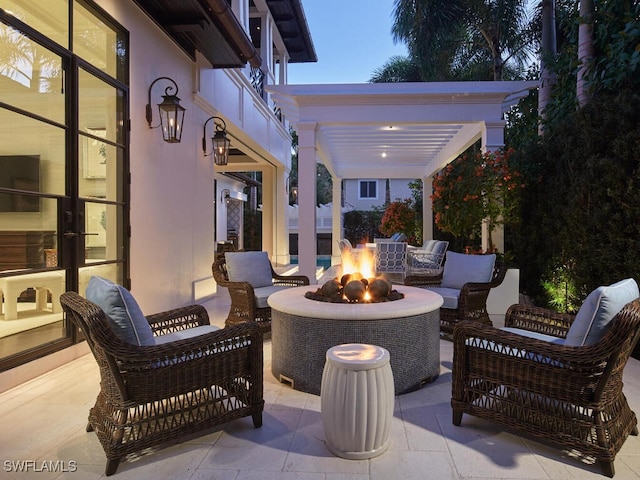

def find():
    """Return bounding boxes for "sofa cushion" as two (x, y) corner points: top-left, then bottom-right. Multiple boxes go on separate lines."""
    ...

(425, 287), (460, 309)
(422, 240), (437, 251)
(500, 327), (565, 345)
(85, 276), (155, 346)
(154, 325), (221, 345)
(564, 278), (639, 347)
(441, 252), (496, 290)
(225, 251), (273, 288)
(254, 285), (296, 309)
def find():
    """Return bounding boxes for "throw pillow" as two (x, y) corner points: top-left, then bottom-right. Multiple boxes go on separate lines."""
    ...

(441, 251), (496, 290)
(85, 276), (155, 346)
(564, 278), (639, 346)
(225, 251), (273, 288)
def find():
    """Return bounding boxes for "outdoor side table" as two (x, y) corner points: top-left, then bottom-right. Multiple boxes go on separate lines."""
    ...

(320, 343), (394, 459)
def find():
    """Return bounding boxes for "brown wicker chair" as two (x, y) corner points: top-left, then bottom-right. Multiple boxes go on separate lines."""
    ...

(212, 253), (310, 333)
(404, 259), (507, 334)
(451, 299), (640, 477)
(60, 291), (264, 476)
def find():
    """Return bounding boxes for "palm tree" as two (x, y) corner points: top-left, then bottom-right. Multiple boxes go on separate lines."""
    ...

(576, 0), (595, 106)
(391, 0), (537, 81)
(369, 55), (423, 83)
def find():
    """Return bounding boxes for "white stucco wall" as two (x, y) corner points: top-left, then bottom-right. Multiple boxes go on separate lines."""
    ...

(95, 0), (293, 314)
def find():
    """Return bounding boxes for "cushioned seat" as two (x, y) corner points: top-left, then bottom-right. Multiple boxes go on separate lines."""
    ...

(405, 251), (506, 333)
(452, 278), (640, 477)
(62, 277), (264, 476)
(212, 251), (309, 332)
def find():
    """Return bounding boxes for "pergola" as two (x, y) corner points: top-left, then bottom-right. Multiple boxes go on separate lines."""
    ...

(268, 81), (539, 281)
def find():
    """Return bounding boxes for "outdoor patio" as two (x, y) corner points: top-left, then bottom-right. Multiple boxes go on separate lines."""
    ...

(3, 289), (640, 480)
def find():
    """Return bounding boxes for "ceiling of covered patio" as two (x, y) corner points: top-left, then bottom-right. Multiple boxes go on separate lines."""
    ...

(268, 81), (539, 180)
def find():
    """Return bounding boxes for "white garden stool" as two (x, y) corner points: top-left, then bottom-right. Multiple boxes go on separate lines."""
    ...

(320, 343), (394, 459)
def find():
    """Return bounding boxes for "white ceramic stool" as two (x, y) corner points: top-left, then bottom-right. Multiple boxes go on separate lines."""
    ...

(320, 343), (394, 459)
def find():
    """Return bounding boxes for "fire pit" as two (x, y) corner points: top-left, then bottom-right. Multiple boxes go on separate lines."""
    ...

(268, 285), (443, 395)
(305, 274), (404, 303)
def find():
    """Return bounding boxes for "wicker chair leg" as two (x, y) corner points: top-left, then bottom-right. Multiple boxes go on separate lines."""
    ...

(86, 422), (93, 432)
(252, 412), (263, 428)
(105, 458), (121, 476)
(600, 461), (615, 478)
(452, 410), (463, 426)
(633, 425), (639, 436)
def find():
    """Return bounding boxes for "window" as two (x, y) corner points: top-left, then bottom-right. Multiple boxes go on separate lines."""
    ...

(359, 180), (377, 199)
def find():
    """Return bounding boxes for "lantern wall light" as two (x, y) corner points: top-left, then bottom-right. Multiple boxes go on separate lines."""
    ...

(146, 76), (185, 143)
(202, 116), (231, 166)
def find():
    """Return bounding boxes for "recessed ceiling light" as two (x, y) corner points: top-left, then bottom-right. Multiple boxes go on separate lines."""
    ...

(381, 152), (387, 158)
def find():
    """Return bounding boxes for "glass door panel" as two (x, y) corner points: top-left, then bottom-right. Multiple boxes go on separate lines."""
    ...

(0, 0), (69, 48)
(0, 23), (66, 125)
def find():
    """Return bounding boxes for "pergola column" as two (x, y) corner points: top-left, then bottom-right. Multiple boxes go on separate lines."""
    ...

(422, 175), (433, 243)
(481, 120), (506, 253)
(331, 177), (343, 266)
(296, 122), (318, 282)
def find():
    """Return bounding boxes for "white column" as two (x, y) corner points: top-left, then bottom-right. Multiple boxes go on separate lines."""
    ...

(422, 176), (433, 243)
(273, 164), (290, 266)
(296, 123), (318, 282)
(481, 121), (506, 253)
(261, 166), (274, 256)
(331, 177), (343, 266)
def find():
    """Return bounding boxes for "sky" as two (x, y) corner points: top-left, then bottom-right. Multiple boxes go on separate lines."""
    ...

(287, 0), (409, 85)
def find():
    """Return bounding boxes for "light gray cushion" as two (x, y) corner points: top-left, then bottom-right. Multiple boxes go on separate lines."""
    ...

(441, 252), (496, 290)
(433, 241), (449, 255)
(154, 325), (221, 345)
(426, 287), (460, 309)
(225, 251), (273, 288)
(500, 327), (565, 345)
(85, 276), (155, 346)
(422, 240), (437, 251)
(254, 285), (295, 308)
(564, 278), (639, 346)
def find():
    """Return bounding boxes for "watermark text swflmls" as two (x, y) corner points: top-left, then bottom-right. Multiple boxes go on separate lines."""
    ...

(4, 460), (78, 473)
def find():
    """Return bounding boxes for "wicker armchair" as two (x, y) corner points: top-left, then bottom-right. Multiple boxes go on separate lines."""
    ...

(451, 298), (640, 477)
(212, 252), (309, 333)
(404, 255), (507, 334)
(60, 291), (264, 476)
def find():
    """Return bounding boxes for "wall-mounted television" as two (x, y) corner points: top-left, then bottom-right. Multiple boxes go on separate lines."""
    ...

(0, 155), (41, 212)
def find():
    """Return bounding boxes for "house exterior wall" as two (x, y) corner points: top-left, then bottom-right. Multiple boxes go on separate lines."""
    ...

(343, 178), (414, 210)
(95, 0), (292, 314)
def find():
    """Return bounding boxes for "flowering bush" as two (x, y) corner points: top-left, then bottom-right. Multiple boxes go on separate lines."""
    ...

(380, 199), (420, 245)
(431, 147), (524, 250)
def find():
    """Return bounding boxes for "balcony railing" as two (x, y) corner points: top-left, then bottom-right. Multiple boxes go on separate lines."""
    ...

(250, 66), (265, 100)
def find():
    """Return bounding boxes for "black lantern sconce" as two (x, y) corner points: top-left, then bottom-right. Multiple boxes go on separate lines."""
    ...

(146, 76), (185, 143)
(202, 116), (231, 166)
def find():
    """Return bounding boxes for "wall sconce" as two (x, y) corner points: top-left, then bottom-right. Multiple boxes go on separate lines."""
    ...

(202, 116), (231, 166)
(146, 76), (185, 143)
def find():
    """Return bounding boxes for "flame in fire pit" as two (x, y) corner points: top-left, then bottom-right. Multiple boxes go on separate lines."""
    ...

(340, 248), (375, 279)
(304, 246), (404, 303)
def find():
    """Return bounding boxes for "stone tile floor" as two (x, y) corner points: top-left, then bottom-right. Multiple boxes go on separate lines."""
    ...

(2, 290), (640, 479)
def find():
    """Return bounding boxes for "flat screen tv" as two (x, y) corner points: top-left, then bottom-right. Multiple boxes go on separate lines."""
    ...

(0, 155), (41, 212)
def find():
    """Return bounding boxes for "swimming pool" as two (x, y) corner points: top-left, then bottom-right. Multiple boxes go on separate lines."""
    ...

(289, 255), (332, 269)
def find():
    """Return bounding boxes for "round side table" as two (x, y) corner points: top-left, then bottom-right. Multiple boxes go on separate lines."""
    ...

(320, 343), (395, 459)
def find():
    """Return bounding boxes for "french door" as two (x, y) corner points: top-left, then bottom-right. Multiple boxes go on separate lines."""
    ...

(0, 1), (129, 370)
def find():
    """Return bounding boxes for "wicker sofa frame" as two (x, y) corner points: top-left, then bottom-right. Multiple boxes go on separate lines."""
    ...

(451, 299), (640, 477)
(212, 254), (309, 333)
(60, 291), (264, 476)
(404, 262), (507, 334)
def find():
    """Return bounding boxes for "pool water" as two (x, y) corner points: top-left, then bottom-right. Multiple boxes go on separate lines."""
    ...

(289, 255), (332, 269)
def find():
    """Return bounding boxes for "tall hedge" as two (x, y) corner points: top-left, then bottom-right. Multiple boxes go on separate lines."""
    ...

(513, 91), (640, 309)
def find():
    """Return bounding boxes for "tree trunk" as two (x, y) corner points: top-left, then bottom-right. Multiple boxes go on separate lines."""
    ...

(577, 0), (595, 107)
(539, 0), (557, 132)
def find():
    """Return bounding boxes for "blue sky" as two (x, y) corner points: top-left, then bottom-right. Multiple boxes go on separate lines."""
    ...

(287, 0), (409, 84)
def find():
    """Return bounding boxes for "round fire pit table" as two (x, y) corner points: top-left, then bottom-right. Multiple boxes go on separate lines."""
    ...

(268, 285), (443, 395)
